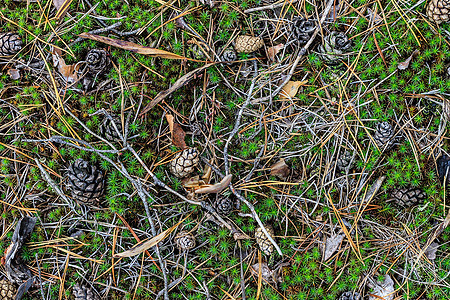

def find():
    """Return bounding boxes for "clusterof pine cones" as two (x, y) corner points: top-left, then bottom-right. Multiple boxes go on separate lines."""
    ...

(391, 188), (426, 208)
(73, 283), (100, 300)
(85, 49), (110, 74)
(234, 35), (264, 53)
(374, 122), (395, 150)
(339, 291), (361, 300)
(0, 279), (16, 300)
(170, 148), (199, 178)
(174, 231), (196, 250)
(255, 225), (275, 256)
(0, 32), (23, 56)
(67, 159), (105, 204)
(292, 17), (315, 44)
(221, 47), (237, 63)
(426, 0), (450, 24)
(213, 195), (234, 216)
(317, 31), (352, 64)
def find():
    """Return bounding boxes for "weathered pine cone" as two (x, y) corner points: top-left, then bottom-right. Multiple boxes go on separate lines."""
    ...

(292, 17), (315, 44)
(339, 291), (361, 300)
(0, 32), (23, 56)
(73, 283), (100, 300)
(67, 159), (105, 204)
(391, 188), (426, 208)
(255, 225), (275, 256)
(0, 279), (16, 300)
(214, 195), (234, 215)
(100, 118), (123, 142)
(374, 122), (395, 150)
(317, 31), (352, 64)
(189, 121), (208, 136)
(174, 231), (196, 250)
(234, 35), (264, 53)
(170, 148), (199, 178)
(336, 150), (354, 172)
(221, 47), (237, 63)
(86, 49), (110, 74)
(426, 0), (450, 24)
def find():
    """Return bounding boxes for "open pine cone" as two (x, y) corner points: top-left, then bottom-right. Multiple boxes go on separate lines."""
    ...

(0, 32), (23, 56)
(174, 231), (196, 250)
(255, 225), (275, 256)
(317, 31), (352, 64)
(391, 188), (426, 208)
(73, 283), (100, 300)
(339, 291), (360, 300)
(67, 159), (105, 204)
(221, 47), (237, 63)
(292, 17), (315, 44)
(426, 0), (450, 24)
(170, 148), (199, 178)
(100, 117), (123, 142)
(374, 122), (395, 150)
(86, 49), (110, 74)
(213, 194), (234, 216)
(234, 35), (264, 53)
(0, 279), (16, 300)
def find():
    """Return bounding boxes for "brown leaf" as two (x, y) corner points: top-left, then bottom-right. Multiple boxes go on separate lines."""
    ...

(182, 176), (206, 189)
(53, 0), (73, 19)
(270, 158), (290, 180)
(266, 44), (284, 61)
(140, 63), (216, 115)
(280, 80), (307, 100)
(195, 174), (232, 194)
(7, 68), (21, 80)
(52, 47), (80, 84)
(165, 114), (187, 149)
(79, 33), (191, 60)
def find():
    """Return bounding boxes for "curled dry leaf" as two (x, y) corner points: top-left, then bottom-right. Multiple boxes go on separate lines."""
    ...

(195, 174), (233, 194)
(424, 242), (439, 260)
(270, 158), (290, 180)
(266, 43), (284, 61)
(280, 80), (307, 100)
(368, 274), (395, 300)
(398, 50), (419, 70)
(52, 47), (81, 84)
(165, 114), (187, 149)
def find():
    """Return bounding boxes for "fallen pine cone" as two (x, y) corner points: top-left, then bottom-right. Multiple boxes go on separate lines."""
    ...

(426, 0), (450, 24)
(0, 32), (23, 56)
(234, 35), (264, 53)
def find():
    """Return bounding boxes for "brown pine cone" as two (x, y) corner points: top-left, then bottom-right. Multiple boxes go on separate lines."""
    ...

(427, 0), (450, 24)
(391, 188), (426, 208)
(234, 35), (264, 53)
(0, 279), (16, 300)
(170, 148), (199, 178)
(0, 32), (23, 56)
(174, 231), (196, 250)
(255, 225), (275, 256)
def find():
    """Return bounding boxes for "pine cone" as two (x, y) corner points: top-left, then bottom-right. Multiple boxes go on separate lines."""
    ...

(339, 291), (361, 300)
(189, 121), (207, 136)
(437, 154), (450, 185)
(174, 231), (196, 250)
(374, 122), (395, 150)
(234, 35), (264, 53)
(0, 279), (16, 300)
(100, 118), (123, 142)
(214, 195), (234, 215)
(86, 49), (110, 74)
(221, 47), (237, 63)
(67, 159), (105, 204)
(391, 188), (426, 208)
(336, 151), (354, 171)
(317, 31), (352, 64)
(73, 283), (99, 300)
(292, 17), (315, 44)
(0, 32), (23, 56)
(170, 148), (199, 178)
(426, 0), (450, 24)
(255, 225), (275, 256)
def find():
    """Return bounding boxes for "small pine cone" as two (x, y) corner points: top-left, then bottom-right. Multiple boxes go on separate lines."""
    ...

(234, 35), (264, 53)
(214, 195), (234, 215)
(339, 291), (361, 300)
(67, 159), (105, 204)
(426, 0), (450, 24)
(174, 231), (196, 250)
(86, 49), (110, 74)
(100, 118), (123, 142)
(0, 279), (16, 300)
(73, 283), (99, 300)
(374, 122), (395, 150)
(437, 154), (450, 185)
(255, 225), (275, 256)
(189, 121), (208, 136)
(221, 47), (237, 63)
(317, 31), (352, 64)
(391, 188), (426, 208)
(170, 148), (199, 178)
(0, 32), (23, 56)
(336, 151), (354, 171)
(292, 17), (315, 44)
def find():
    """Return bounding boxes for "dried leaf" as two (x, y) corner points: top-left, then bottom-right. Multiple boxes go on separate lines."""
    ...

(195, 174), (232, 194)
(182, 176), (206, 189)
(270, 158), (290, 180)
(323, 233), (344, 261)
(7, 68), (21, 80)
(279, 80), (307, 100)
(140, 63), (216, 115)
(266, 43), (284, 61)
(165, 114), (187, 149)
(398, 50), (419, 70)
(53, 0), (73, 19)
(233, 231), (252, 240)
(424, 242), (439, 260)
(79, 33), (191, 60)
(368, 274), (395, 300)
(52, 47), (80, 84)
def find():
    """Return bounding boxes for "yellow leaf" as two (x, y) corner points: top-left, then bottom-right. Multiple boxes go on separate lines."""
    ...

(279, 80), (307, 100)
